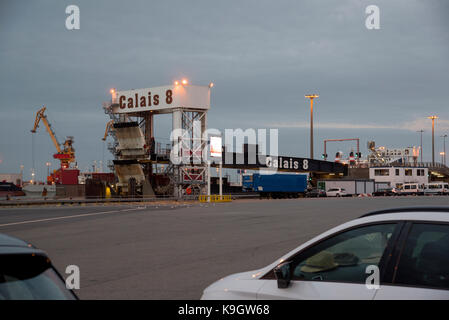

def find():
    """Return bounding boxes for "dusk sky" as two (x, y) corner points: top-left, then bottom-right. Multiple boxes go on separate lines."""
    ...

(1, 0), (448, 181)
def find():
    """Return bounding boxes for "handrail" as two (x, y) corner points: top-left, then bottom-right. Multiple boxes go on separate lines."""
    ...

(369, 162), (448, 169)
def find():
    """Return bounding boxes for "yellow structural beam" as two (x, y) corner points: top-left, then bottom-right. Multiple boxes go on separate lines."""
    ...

(198, 195), (232, 203)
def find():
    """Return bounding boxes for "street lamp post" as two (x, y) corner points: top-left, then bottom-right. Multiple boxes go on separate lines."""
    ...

(428, 116), (438, 166)
(305, 94), (319, 159)
(20, 165), (24, 187)
(442, 134), (447, 166)
(46, 162), (51, 180)
(417, 130), (424, 163)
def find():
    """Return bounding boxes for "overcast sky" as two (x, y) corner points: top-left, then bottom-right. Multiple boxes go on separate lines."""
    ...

(1, 0), (448, 181)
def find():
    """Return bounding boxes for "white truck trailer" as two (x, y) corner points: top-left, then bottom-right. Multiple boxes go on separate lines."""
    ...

(317, 179), (375, 196)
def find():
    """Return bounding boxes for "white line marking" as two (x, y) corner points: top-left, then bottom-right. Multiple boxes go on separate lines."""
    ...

(0, 209), (139, 227)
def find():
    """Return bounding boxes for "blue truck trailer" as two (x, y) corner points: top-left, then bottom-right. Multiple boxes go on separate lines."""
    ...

(243, 173), (308, 198)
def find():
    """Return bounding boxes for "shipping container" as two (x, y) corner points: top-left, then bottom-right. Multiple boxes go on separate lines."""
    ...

(244, 173), (308, 198)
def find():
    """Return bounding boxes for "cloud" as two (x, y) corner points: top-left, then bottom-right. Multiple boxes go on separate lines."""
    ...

(1, 0), (448, 176)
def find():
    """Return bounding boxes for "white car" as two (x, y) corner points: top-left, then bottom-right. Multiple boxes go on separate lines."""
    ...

(399, 183), (425, 196)
(424, 182), (449, 196)
(201, 207), (449, 300)
(325, 188), (347, 197)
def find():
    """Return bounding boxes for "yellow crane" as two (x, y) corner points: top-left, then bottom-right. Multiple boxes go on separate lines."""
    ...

(31, 106), (76, 169)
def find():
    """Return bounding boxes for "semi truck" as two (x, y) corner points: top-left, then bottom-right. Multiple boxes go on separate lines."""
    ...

(243, 173), (308, 198)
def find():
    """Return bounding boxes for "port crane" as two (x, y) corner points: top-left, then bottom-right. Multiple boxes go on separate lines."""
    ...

(31, 106), (76, 169)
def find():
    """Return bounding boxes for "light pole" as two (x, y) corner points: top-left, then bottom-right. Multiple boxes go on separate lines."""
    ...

(428, 116), (438, 166)
(305, 94), (319, 159)
(207, 160), (211, 203)
(46, 162), (51, 180)
(417, 130), (424, 163)
(20, 165), (24, 187)
(442, 134), (447, 166)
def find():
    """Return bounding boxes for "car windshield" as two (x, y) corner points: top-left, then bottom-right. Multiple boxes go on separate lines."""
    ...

(328, 189), (339, 192)
(0, 254), (76, 300)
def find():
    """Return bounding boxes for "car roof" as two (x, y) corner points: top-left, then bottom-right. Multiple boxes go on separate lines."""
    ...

(0, 233), (31, 247)
(360, 206), (449, 218)
(0, 233), (44, 255)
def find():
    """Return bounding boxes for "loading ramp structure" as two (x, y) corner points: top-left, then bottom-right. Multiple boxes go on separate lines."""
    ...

(218, 145), (348, 187)
(220, 145), (347, 173)
(103, 83), (211, 198)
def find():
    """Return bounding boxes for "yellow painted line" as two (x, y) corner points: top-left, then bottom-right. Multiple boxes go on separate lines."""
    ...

(0, 208), (142, 228)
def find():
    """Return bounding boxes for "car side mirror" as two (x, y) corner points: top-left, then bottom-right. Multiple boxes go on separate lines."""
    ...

(273, 261), (292, 289)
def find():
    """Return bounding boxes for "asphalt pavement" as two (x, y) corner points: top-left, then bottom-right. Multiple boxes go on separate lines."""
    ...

(0, 196), (448, 299)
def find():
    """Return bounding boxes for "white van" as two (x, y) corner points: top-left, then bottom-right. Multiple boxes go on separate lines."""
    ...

(399, 183), (424, 196)
(424, 182), (449, 195)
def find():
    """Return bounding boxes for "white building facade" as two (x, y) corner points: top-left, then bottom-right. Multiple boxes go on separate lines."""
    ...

(369, 166), (428, 189)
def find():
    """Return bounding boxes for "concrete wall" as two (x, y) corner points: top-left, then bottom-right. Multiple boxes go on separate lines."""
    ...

(347, 168), (369, 179)
(56, 184), (85, 199)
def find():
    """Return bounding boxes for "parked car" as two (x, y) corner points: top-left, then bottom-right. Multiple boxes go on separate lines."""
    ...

(398, 183), (425, 196)
(424, 182), (449, 196)
(373, 187), (398, 197)
(306, 188), (326, 198)
(326, 188), (347, 197)
(0, 182), (25, 199)
(0, 233), (78, 300)
(202, 207), (449, 300)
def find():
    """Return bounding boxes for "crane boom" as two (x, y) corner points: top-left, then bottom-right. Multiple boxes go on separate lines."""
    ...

(102, 120), (114, 141)
(31, 106), (62, 153)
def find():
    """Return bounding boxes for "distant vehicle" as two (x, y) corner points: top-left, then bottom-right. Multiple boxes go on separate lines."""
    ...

(0, 182), (25, 199)
(202, 207), (449, 300)
(306, 188), (326, 198)
(326, 188), (348, 197)
(0, 233), (77, 300)
(242, 174), (255, 192)
(399, 183), (425, 196)
(243, 173), (308, 199)
(424, 182), (449, 196)
(373, 187), (398, 197)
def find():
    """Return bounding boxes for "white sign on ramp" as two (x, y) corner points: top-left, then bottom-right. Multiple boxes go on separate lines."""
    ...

(210, 136), (222, 158)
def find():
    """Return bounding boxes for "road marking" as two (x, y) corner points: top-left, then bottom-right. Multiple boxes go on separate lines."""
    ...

(0, 208), (141, 228)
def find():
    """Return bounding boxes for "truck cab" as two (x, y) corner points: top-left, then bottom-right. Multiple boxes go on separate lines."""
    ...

(242, 174), (254, 192)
